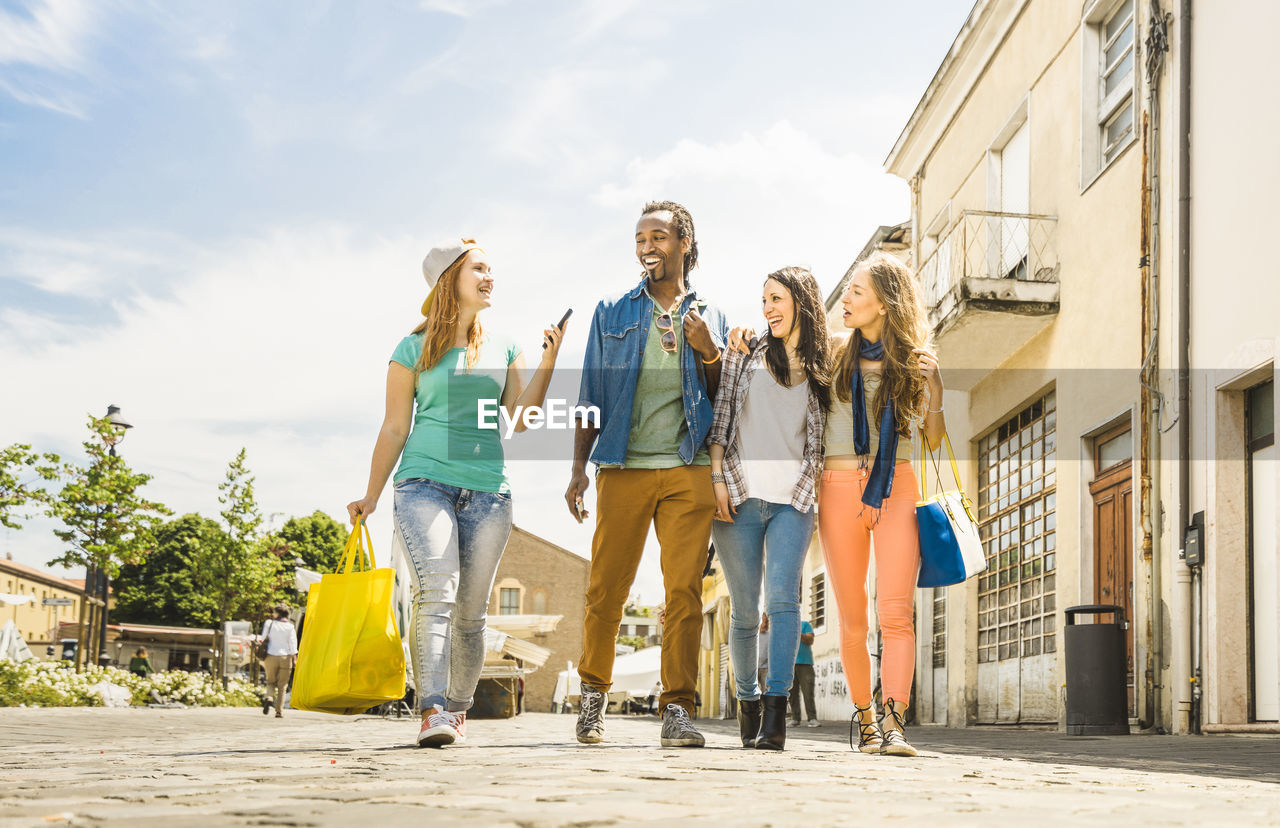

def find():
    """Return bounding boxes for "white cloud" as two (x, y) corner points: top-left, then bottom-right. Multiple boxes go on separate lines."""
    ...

(417, 0), (510, 19)
(0, 0), (94, 70)
(0, 227), (194, 297)
(1, 224), (416, 570)
(595, 120), (909, 323)
(569, 0), (646, 42)
(0, 74), (86, 118)
(0, 0), (98, 116)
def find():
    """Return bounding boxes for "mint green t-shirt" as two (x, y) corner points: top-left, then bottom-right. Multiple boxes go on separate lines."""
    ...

(622, 302), (710, 469)
(390, 333), (522, 493)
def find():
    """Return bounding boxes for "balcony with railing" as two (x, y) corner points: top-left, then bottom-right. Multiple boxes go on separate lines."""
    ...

(917, 210), (1059, 383)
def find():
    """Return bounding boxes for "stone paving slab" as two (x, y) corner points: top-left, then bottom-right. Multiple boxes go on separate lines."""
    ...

(0, 708), (1277, 827)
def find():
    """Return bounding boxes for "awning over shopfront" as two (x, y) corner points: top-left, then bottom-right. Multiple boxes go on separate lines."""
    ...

(481, 627), (552, 678)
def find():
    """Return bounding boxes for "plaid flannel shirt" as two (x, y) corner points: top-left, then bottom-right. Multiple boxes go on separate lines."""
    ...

(707, 338), (826, 513)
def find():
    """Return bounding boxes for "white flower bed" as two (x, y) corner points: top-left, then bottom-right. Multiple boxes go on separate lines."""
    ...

(0, 660), (260, 707)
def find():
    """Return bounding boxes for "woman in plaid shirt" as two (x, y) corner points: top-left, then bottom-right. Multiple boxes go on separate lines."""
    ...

(708, 266), (831, 752)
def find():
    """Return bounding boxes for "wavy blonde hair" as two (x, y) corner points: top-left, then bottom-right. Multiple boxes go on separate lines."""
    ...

(833, 252), (931, 436)
(411, 248), (484, 375)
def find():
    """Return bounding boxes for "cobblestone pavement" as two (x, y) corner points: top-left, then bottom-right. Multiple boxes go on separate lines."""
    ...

(1, 708), (1277, 827)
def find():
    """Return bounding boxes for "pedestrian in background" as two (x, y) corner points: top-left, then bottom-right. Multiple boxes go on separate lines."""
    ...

(128, 647), (153, 678)
(348, 238), (566, 748)
(261, 606), (298, 719)
(788, 620), (819, 728)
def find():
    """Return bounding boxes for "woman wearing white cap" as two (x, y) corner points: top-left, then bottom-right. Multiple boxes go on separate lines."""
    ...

(348, 239), (567, 747)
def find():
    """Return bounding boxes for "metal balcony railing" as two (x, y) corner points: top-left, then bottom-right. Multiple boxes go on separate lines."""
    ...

(916, 210), (1059, 310)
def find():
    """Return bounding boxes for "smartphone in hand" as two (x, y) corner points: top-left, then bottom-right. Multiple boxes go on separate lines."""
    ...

(543, 308), (573, 349)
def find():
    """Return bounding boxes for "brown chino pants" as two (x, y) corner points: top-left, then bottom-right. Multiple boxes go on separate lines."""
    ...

(578, 465), (715, 716)
(264, 654), (295, 714)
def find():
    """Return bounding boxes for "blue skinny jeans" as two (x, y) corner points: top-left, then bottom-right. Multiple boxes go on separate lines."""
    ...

(710, 498), (815, 699)
(393, 477), (512, 713)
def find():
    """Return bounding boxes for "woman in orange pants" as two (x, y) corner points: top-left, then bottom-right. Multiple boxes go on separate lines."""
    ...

(819, 252), (945, 757)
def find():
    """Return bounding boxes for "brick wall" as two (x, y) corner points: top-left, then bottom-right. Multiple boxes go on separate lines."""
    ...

(488, 527), (589, 712)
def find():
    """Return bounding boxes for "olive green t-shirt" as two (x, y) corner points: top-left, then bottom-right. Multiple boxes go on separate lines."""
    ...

(623, 301), (710, 469)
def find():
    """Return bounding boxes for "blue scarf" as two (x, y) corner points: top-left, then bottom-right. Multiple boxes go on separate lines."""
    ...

(851, 336), (898, 509)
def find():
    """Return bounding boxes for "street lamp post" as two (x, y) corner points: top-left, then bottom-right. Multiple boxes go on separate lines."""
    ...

(95, 404), (133, 668)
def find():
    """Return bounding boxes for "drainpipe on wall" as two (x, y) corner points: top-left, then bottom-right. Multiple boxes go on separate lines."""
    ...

(1140, 0), (1174, 733)
(1177, 0), (1197, 734)
(1139, 105), (1154, 729)
(1138, 111), (1160, 732)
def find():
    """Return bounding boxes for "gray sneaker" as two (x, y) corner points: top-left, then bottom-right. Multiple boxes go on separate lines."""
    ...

(576, 683), (605, 744)
(660, 703), (705, 747)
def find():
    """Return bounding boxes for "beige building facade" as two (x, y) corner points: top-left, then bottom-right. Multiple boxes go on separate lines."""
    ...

(1, 558), (85, 654)
(1180, 2), (1279, 732)
(871, 0), (1277, 734)
(486, 526), (589, 713)
(885, 0), (1146, 728)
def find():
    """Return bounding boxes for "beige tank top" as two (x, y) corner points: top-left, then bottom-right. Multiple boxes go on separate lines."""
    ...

(824, 373), (915, 463)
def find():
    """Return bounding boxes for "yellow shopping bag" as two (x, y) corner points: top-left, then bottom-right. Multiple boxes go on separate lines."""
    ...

(291, 520), (406, 714)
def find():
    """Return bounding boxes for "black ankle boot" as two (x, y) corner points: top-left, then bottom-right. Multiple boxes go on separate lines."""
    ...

(737, 698), (762, 748)
(755, 695), (788, 750)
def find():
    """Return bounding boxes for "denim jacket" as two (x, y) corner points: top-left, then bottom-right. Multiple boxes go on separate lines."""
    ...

(577, 278), (729, 467)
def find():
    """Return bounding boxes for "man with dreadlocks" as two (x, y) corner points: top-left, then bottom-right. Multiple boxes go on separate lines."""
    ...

(565, 200), (728, 748)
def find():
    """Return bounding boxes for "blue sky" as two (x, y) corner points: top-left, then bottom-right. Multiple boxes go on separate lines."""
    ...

(1, 0), (972, 602)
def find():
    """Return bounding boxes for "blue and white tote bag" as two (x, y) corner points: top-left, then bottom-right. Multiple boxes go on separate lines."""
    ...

(916, 432), (986, 588)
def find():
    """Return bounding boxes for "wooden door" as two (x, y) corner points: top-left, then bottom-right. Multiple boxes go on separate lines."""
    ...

(1090, 425), (1135, 716)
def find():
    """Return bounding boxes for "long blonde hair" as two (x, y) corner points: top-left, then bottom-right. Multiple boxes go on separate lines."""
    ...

(411, 252), (484, 375)
(833, 252), (931, 435)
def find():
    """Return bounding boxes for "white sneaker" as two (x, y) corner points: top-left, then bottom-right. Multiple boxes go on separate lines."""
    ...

(417, 706), (467, 748)
(786, 719), (800, 728)
(806, 719), (820, 728)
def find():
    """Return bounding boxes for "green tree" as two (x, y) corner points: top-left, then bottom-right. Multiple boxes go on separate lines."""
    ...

(272, 510), (348, 574)
(46, 416), (170, 577)
(0, 443), (62, 530)
(219, 448), (263, 548)
(187, 450), (285, 677)
(46, 416), (170, 668)
(623, 597), (653, 618)
(47, 418), (170, 574)
(113, 514), (224, 627)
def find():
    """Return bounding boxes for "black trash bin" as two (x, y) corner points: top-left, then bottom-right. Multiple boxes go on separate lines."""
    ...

(1064, 604), (1128, 735)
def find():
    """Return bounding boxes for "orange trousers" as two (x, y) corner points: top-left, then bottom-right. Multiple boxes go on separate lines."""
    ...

(817, 463), (920, 707)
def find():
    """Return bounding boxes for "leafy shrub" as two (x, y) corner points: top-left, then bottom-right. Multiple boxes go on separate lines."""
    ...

(0, 660), (260, 707)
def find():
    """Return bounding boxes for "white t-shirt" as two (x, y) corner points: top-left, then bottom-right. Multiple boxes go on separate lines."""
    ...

(263, 619), (298, 657)
(738, 360), (809, 506)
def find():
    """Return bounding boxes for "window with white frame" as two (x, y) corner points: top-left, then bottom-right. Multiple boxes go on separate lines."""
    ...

(1100, 0), (1136, 163)
(1083, 0), (1137, 179)
(499, 587), (520, 615)
(976, 390), (1058, 663)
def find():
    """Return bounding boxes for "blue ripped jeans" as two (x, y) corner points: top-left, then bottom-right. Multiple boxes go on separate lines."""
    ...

(393, 478), (513, 713)
(711, 498), (815, 699)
